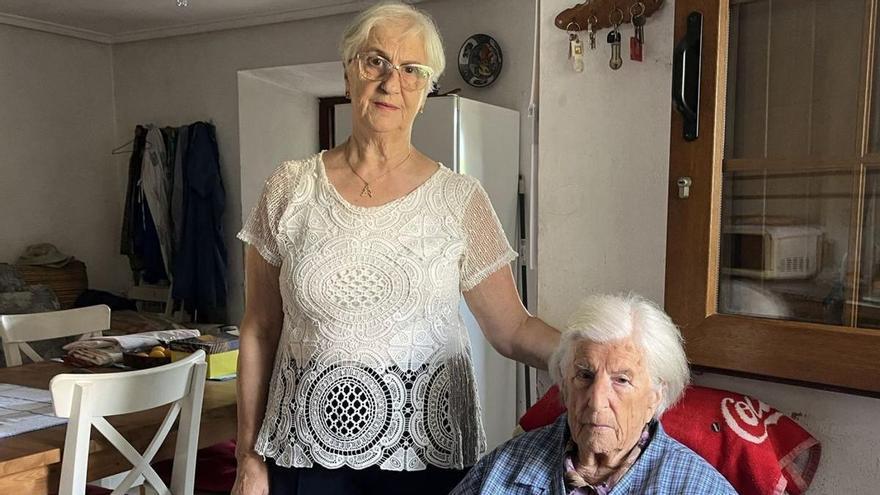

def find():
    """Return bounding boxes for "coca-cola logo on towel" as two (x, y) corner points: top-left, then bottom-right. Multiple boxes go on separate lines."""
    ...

(721, 396), (783, 444)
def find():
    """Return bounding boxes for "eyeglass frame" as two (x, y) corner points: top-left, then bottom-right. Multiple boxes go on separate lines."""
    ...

(351, 52), (435, 91)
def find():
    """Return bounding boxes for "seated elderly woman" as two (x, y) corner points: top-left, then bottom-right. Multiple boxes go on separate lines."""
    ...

(451, 293), (736, 494)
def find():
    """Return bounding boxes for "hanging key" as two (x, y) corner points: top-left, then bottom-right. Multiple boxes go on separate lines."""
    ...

(630, 3), (646, 62)
(608, 26), (623, 70)
(608, 8), (624, 70)
(569, 32), (585, 73)
(635, 15), (646, 44)
(588, 15), (598, 50)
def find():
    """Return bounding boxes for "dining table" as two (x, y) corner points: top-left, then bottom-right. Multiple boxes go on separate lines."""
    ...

(0, 361), (237, 494)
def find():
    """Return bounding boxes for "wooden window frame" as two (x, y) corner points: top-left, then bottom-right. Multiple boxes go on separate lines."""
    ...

(665, 0), (880, 396)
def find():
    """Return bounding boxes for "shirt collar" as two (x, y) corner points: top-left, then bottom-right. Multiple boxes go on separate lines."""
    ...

(562, 423), (653, 494)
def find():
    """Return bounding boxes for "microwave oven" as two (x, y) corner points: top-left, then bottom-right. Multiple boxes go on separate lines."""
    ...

(721, 225), (823, 279)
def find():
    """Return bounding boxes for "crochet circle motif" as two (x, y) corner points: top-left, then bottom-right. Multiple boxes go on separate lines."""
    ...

(305, 363), (394, 455)
(425, 366), (454, 452)
(296, 244), (416, 341)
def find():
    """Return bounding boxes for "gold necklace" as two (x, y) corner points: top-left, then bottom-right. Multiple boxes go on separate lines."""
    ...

(345, 146), (413, 198)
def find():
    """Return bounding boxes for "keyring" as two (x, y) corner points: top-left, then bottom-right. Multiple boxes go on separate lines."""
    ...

(609, 7), (624, 26)
(587, 15), (598, 27)
(630, 1), (645, 18)
(566, 21), (582, 32)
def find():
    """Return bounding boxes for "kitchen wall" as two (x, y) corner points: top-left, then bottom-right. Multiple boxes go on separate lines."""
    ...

(0, 24), (128, 292)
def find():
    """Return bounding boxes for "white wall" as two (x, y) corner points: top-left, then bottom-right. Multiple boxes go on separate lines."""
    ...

(537, 0), (880, 492)
(237, 73), (320, 219)
(111, 0), (537, 322)
(0, 24), (129, 293)
(537, 2), (673, 322)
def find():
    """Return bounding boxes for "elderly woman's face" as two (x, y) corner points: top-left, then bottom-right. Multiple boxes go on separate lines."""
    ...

(345, 20), (428, 135)
(564, 337), (661, 457)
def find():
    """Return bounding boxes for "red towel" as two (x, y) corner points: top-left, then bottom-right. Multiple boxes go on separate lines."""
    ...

(518, 385), (821, 495)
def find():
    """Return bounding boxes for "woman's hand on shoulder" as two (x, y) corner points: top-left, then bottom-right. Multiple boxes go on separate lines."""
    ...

(231, 452), (269, 495)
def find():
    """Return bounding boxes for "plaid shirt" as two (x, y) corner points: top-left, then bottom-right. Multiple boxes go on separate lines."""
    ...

(451, 414), (738, 495)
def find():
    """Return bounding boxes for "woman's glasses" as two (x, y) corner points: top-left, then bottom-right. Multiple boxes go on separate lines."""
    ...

(355, 52), (434, 91)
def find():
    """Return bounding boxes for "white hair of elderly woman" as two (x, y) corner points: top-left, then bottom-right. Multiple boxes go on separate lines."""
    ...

(339, 1), (446, 92)
(548, 293), (690, 416)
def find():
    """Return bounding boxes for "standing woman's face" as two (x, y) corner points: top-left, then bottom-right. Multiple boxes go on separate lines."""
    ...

(345, 20), (430, 137)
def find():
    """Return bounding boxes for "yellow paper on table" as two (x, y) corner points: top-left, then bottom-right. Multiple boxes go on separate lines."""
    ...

(170, 349), (239, 379)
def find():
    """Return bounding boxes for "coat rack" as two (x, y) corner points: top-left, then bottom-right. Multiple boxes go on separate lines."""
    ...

(554, 0), (664, 32)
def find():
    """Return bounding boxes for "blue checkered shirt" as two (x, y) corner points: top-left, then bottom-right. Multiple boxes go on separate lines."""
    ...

(451, 414), (738, 494)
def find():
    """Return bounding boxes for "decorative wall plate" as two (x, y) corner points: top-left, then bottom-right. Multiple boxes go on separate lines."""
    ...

(458, 34), (503, 88)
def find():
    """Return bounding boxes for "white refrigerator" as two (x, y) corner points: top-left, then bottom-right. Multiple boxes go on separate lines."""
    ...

(335, 95), (520, 452)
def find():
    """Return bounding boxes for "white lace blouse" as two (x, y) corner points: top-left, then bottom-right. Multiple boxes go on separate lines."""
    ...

(237, 152), (516, 471)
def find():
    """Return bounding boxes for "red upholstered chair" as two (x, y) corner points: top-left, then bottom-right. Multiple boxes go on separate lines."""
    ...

(518, 385), (821, 495)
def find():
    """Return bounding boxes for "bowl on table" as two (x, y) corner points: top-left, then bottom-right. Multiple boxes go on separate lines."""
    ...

(122, 345), (173, 369)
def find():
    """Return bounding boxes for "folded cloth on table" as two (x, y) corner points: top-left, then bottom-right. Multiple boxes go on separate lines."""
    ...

(64, 348), (122, 367)
(63, 329), (200, 353)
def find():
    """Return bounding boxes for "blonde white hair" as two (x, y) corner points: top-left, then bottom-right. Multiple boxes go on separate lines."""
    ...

(340, 1), (446, 93)
(548, 293), (690, 416)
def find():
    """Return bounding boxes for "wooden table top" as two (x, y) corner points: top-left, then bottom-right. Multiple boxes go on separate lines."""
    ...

(0, 361), (237, 494)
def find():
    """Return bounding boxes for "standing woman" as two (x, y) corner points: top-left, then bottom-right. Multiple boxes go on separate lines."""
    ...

(233, 3), (559, 494)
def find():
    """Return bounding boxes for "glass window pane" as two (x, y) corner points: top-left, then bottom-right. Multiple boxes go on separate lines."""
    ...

(718, 168), (854, 325)
(869, 14), (880, 152)
(858, 167), (880, 327)
(725, 0), (769, 159)
(726, 0), (864, 160)
(812, 0), (863, 158)
(721, 0), (866, 325)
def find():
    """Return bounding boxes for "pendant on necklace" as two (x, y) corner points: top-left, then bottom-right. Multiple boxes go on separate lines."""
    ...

(360, 183), (373, 198)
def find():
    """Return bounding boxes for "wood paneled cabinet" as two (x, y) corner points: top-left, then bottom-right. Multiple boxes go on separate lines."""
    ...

(666, 0), (880, 394)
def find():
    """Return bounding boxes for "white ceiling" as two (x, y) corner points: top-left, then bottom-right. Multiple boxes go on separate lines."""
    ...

(0, 0), (411, 43)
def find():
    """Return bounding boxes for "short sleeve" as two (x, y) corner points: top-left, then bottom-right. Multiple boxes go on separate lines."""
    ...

(237, 164), (290, 266)
(460, 181), (518, 291)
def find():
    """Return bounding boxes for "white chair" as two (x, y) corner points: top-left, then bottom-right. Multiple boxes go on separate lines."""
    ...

(0, 304), (111, 367)
(50, 350), (207, 495)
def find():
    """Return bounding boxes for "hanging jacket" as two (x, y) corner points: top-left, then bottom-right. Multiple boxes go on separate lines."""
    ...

(171, 125), (190, 256)
(140, 126), (173, 283)
(172, 122), (228, 315)
(120, 125), (148, 278)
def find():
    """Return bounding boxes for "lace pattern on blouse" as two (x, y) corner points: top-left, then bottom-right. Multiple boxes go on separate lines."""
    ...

(238, 153), (516, 471)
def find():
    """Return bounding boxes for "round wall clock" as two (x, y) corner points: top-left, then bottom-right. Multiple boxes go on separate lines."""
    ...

(458, 34), (503, 88)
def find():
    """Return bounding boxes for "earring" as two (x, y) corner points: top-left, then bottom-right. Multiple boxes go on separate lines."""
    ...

(345, 90), (350, 99)
(419, 107), (424, 114)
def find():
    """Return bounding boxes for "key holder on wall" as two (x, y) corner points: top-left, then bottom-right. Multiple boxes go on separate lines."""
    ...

(554, 0), (664, 33)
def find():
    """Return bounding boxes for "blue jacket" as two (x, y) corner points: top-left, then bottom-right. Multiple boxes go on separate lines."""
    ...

(172, 122), (227, 313)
